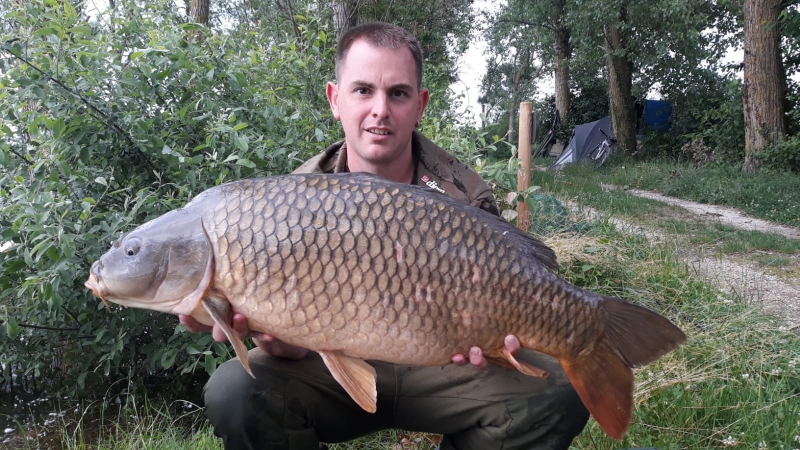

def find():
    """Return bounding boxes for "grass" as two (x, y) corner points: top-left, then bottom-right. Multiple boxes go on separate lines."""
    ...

(533, 157), (800, 228)
(12, 159), (800, 449)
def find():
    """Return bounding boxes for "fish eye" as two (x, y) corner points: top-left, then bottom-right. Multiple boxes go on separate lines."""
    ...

(124, 238), (141, 257)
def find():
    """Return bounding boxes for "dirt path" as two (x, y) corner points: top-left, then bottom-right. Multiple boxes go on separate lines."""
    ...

(572, 188), (800, 327)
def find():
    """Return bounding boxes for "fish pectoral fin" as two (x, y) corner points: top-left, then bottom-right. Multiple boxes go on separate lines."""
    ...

(201, 297), (254, 379)
(318, 351), (377, 413)
(492, 347), (549, 378)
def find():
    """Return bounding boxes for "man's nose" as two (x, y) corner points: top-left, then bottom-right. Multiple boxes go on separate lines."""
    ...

(371, 93), (390, 118)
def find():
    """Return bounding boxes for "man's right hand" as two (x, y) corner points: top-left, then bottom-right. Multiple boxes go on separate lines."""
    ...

(178, 314), (309, 360)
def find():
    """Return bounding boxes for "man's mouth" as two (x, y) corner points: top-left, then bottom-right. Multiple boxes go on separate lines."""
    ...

(367, 128), (391, 136)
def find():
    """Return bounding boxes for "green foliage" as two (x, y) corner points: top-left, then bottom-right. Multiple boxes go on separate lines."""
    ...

(756, 135), (800, 173)
(684, 79), (746, 165)
(0, 0), (336, 396)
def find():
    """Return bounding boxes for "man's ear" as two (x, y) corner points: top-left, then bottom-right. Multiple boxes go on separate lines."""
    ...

(417, 88), (430, 123)
(326, 82), (341, 120)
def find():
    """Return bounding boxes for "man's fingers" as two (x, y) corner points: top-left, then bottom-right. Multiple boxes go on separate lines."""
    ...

(451, 353), (467, 366)
(468, 346), (487, 368)
(179, 314), (211, 333)
(504, 335), (521, 354)
(232, 313), (250, 340)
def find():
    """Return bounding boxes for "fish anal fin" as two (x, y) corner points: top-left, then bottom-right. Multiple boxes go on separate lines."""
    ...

(484, 348), (549, 377)
(561, 338), (632, 441)
(319, 350), (377, 413)
(201, 297), (254, 379)
(502, 347), (549, 378)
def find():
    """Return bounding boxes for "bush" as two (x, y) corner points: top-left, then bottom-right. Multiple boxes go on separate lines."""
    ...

(0, 1), (336, 397)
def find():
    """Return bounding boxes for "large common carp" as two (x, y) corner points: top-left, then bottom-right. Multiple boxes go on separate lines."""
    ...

(85, 173), (686, 440)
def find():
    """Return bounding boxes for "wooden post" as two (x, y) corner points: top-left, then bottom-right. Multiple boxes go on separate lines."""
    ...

(516, 102), (533, 231)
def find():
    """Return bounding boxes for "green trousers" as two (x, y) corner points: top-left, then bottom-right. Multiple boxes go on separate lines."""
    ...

(203, 348), (589, 450)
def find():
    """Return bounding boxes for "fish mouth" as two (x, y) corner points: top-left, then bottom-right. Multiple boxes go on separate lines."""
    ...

(85, 267), (111, 312)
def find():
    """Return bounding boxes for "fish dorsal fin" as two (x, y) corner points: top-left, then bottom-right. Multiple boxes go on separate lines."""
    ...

(202, 296), (254, 379)
(318, 350), (377, 413)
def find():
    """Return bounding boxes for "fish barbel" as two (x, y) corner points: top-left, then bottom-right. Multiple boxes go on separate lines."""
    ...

(85, 173), (686, 440)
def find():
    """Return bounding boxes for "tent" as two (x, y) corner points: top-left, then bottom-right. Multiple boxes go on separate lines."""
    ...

(550, 116), (611, 169)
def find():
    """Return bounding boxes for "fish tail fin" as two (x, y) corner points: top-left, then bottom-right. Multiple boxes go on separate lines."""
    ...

(561, 295), (686, 440)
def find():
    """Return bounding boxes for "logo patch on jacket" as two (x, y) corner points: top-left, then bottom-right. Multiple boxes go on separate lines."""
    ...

(421, 175), (445, 193)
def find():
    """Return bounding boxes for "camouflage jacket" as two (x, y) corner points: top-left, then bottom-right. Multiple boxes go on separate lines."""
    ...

(293, 131), (500, 217)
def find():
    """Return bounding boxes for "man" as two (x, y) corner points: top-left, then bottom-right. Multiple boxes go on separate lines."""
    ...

(181, 22), (589, 450)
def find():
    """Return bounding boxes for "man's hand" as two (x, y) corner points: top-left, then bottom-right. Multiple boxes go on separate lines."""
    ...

(451, 335), (521, 368)
(178, 314), (309, 360)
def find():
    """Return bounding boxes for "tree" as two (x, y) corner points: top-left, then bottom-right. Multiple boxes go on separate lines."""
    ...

(742, 0), (786, 172)
(552, 0), (571, 125)
(603, 4), (636, 155)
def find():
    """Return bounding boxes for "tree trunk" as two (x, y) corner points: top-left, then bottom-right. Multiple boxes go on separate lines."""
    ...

(553, 0), (570, 126)
(507, 59), (527, 144)
(190, 0), (209, 25)
(604, 15), (636, 155)
(188, 0), (209, 42)
(742, 0), (785, 173)
(334, 0), (358, 40)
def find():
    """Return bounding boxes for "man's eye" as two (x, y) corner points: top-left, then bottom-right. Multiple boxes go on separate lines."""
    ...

(356, 88), (368, 95)
(393, 90), (407, 97)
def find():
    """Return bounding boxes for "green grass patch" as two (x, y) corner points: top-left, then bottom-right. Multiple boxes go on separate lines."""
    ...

(535, 159), (800, 228)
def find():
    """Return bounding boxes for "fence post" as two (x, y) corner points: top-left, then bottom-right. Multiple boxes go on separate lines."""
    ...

(517, 102), (533, 231)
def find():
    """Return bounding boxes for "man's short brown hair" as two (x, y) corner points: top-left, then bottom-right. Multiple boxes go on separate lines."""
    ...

(335, 22), (424, 90)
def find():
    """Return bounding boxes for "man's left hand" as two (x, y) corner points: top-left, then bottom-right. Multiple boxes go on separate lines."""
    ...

(451, 334), (521, 368)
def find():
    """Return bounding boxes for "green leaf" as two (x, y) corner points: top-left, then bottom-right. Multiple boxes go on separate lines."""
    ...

(6, 316), (19, 339)
(206, 68), (215, 81)
(315, 128), (324, 142)
(94, 176), (107, 186)
(67, 25), (92, 36)
(232, 123), (248, 131)
(204, 353), (216, 375)
(51, 119), (66, 138)
(236, 158), (256, 169)
(33, 27), (57, 37)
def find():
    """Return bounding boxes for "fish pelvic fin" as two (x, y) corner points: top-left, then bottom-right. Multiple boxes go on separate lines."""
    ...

(318, 351), (377, 413)
(202, 296), (254, 379)
(562, 295), (687, 440)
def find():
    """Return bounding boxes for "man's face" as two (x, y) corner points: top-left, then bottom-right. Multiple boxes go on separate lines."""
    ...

(327, 39), (430, 168)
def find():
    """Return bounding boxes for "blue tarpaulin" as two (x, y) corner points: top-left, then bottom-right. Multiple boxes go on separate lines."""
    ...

(643, 100), (672, 132)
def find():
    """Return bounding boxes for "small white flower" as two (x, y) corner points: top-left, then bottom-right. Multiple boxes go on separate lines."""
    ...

(741, 373), (750, 379)
(722, 435), (738, 446)
(795, 435), (800, 443)
(758, 442), (767, 450)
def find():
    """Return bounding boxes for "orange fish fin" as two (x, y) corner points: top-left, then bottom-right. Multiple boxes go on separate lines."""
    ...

(501, 347), (549, 378)
(601, 295), (687, 367)
(202, 297), (254, 379)
(319, 350), (377, 413)
(561, 295), (687, 440)
(561, 338), (633, 441)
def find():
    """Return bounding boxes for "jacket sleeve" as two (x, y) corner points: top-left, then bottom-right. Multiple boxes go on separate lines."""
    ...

(470, 182), (501, 217)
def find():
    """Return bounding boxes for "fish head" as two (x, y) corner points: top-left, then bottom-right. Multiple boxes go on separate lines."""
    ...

(85, 210), (214, 315)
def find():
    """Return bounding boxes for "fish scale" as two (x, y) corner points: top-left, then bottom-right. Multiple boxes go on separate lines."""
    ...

(86, 172), (686, 440)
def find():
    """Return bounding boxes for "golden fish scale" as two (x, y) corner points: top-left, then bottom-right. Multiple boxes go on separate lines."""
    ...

(193, 175), (603, 364)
